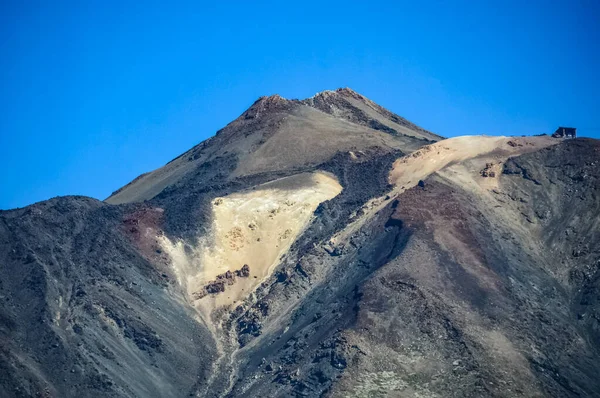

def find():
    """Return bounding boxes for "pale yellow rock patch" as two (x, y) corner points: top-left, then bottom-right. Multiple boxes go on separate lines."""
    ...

(159, 172), (342, 318)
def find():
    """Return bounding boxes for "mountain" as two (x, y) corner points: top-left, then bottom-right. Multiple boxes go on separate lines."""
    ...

(1, 89), (599, 398)
(105, 88), (439, 206)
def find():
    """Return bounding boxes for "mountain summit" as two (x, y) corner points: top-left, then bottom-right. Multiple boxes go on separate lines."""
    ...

(106, 88), (439, 205)
(1, 89), (599, 397)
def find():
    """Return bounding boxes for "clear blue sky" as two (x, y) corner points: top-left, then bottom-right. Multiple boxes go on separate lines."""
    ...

(1, 1), (599, 210)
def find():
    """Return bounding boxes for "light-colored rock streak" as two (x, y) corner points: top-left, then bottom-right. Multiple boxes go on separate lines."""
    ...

(160, 171), (342, 318)
(332, 135), (558, 243)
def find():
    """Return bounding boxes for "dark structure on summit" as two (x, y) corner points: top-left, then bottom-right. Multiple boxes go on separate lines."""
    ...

(552, 126), (576, 138)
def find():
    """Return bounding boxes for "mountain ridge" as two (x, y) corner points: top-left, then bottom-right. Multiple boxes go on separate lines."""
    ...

(105, 87), (438, 205)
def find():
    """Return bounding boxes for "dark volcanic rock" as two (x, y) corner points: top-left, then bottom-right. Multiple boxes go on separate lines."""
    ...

(236, 264), (250, 277)
(0, 197), (216, 397)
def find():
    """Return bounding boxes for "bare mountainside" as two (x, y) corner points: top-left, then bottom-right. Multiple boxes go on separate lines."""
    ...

(106, 88), (439, 205)
(1, 89), (599, 398)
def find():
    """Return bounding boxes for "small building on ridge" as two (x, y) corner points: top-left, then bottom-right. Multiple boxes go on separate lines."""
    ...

(552, 127), (576, 138)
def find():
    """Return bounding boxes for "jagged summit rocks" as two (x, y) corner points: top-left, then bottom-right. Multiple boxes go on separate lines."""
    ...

(302, 88), (441, 141)
(241, 94), (293, 120)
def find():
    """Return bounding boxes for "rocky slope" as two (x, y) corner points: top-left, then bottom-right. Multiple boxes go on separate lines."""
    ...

(1, 89), (599, 397)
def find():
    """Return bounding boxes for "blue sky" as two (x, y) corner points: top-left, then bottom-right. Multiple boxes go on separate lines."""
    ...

(1, 1), (598, 210)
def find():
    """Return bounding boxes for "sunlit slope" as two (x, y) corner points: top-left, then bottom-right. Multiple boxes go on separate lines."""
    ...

(159, 172), (342, 316)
